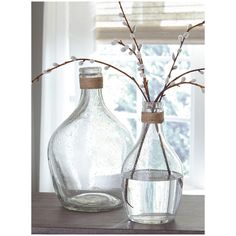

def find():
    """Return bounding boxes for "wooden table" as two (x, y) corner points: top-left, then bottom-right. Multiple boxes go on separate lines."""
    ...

(32, 193), (204, 234)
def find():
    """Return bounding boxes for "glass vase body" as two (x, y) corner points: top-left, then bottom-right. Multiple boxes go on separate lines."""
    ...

(121, 102), (183, 224)
(48, 67), (133, 212)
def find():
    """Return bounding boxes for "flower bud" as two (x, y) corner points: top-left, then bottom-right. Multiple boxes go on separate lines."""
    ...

(178, 35), (183, 42)
(183, 32), (189, 39)
(111, 39), (119, 45)
(53, 62), (59, 67)
(70, 56), (77, 61)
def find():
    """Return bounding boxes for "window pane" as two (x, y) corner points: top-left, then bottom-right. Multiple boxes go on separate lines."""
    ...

(163, 121), (190, 175)
(142, 44), (191, 118)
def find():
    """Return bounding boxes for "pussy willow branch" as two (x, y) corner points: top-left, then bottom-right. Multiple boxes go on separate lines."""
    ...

(154, 20), (205, 102)
(118, 1), (151, 102)
(118, 40), (137, 56)
(167, 68), (205, 86)
(155, 68), (205, 102)
(188, 20), (205, 31)
(167, 20), (205, 80)
(156, 81), (205, 102)
(32, 57), (148, 102)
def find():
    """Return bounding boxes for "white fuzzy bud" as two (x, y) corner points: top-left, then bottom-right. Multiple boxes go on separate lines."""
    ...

(140, 72), (145, 78)
(121, 47), (127, 52)
(138, 64), (144, 70)
(190, 79), (196, 83)
(173, 65), (178, 70)
(138, 44), (142, 50)
(201, 87), (205, 93)
(165, 77), (170, 84)
(89, 59), (95, 63)
(172, 53), (175, 61)
(199, 70), (204, 74)
(43, 69), (50, 74)
(104, 65), (110, 70)
(53, 62), (59, 67)
(136, 52), (141, 59)
(178, 34), (184, 42)
(183, 32), (189, 39)
(71, 56), (77, 61)
(118, 12), (124, 17)
(132, 25), (136, 33)
(178, 48), (182, 53)
(169, 81), (175, 86)
(122, 21), (127, 26)
(124, 44), (129, 49)
(187, 24), (192, 30)
(128, 51), (133, 55)
(181, 77), (186, 82)
(111, 39), (119, 45)
(130, 33), (135, 38)
(79, 61), (84, 65)
(132, 43), (136, 52)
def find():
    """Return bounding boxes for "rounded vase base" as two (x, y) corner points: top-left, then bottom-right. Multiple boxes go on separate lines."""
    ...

(129, 213), (175, 224)
(62, 192), (122, 212)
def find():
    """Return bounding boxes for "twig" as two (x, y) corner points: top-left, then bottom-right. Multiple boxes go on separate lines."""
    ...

(118, 40), (137, 56)
(156, 81), (205, 102)
(187, 20), (205, 32)
(167, 68), (205, 86)
(32, 57), (149, 102)
(155, 68), (205, 102)
(118, 1), (151, 101)
(154, 21), (205, 102)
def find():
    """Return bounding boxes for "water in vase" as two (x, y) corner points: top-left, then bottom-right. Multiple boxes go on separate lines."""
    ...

(123, 169), (183, 224)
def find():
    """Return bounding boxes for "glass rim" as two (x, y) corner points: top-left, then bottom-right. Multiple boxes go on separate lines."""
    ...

(79, 66), (102, 75)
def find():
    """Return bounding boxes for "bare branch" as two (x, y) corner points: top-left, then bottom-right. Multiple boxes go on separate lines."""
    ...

(32, 57), (149, 102)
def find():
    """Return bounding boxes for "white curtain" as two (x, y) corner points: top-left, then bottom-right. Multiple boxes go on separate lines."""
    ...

(40, 2), (95, 192)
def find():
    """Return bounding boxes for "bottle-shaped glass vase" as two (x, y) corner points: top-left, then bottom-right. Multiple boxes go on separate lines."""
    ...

(48, 67), (133, 212)
(122, 101), (183, 224)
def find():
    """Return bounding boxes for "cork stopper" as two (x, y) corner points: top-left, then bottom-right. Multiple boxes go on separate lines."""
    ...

(79, 67), (103, 89)
(141, 111), (164, 123)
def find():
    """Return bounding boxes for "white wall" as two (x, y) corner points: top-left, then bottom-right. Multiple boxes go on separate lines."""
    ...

(32, 2), (44, 193)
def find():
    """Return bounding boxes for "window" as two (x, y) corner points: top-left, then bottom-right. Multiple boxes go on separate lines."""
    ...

(94, 1), (205, 193)
(94, 44), (204, 193)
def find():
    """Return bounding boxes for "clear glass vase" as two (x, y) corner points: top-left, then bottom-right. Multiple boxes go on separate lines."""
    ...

(121, 101), (183, 224)
(48, 67), (133, 212)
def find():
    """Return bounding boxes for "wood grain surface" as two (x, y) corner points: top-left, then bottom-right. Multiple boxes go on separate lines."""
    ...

(32, 193), (204, 234)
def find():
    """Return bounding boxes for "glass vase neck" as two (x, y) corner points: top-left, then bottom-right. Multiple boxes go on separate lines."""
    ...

(142, 101), (163, 113)
(79, 88), (105, 109)
(141, 101), (164, 124)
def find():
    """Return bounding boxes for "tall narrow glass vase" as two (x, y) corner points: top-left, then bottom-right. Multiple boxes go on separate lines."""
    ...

(48, 67), (133, 212)
(122, 101), (183, 224)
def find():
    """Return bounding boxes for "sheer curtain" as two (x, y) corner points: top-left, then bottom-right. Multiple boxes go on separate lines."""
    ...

(40, 2), (95, 192)
(96, 0), (204, 43)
